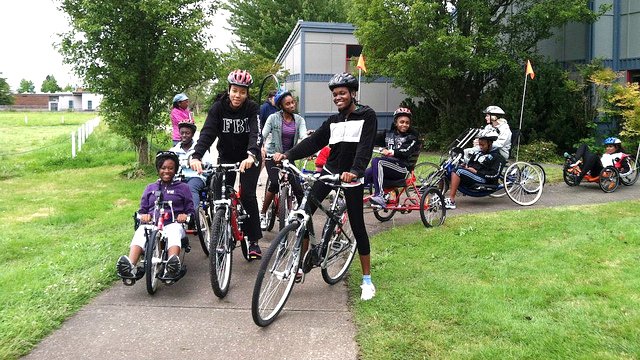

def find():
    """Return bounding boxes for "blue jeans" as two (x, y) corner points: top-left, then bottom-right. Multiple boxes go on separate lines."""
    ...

(186, 177), (205, 210)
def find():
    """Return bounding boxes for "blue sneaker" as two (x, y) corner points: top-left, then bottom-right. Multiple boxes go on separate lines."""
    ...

(369, 195), (386, 208)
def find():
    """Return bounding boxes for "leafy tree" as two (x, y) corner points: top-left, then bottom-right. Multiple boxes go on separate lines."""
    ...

(0, 75), (14, 105)
(348, 0), (607, 144)
(591, 69), (640, 140)
(225, 0), (348, 59)
(41, 75), (62, 93)
(59, 0), (219, 164)
(17, 79), (35, 94)
(62, 84), (74, 92)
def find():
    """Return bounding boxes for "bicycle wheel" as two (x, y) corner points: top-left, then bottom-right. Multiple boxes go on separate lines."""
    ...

(209, 208), (233, 298)
(414, 162), (446, 192)
(373, 188), (398, 222)
(598, 166), (619, 193)
(563, 161), (580, 186)
(264, 178), (276, 231)
(277, 184), (293, 231)
(144, 230), (162, 295)
(419, 186), (446, 228)
(620, 156), (638, 186)
(252, 221), (302, 327)
(505, 162), (544, 206)
(195, 204), (211, 256)
(321, 204), (357, 284)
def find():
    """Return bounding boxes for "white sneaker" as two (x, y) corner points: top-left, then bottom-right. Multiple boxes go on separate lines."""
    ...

(260, 213), (268, 230)
(444, 197), (456, 210)
(360, 283), (376, 301)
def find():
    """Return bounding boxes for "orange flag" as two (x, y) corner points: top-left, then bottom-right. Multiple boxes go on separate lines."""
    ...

(525, 60), (535, 79)
(357, 53), (367, 73)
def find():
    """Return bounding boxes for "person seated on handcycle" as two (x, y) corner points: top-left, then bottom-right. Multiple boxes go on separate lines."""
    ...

(445, 129), (506, 210)
(464, 106), (512, 161)
(566, 137), (632, 185)
(116, 151), (195, 280)
(169, 120), (213, 210)
(364, 107), (421, 207)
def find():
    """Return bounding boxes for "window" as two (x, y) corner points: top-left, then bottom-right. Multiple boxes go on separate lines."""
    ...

(87, 100), (93, 110)
(345, 44), (363, 73)
(629, 70), (640, 84)
(68, 100), (74, 110)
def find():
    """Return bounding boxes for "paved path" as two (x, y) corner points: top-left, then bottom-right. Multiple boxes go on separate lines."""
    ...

(23, 166), (640, 360)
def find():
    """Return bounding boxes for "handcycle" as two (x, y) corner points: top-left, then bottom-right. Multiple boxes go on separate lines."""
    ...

(425, 128), (545, 206)
(121, 191), (191, 295)
(363, 148), (446, 227)
(562, 152), (638, 192)
(252, 159), (356, 327)
(206, 162), (255, 298)
(176, 160), (214, 256)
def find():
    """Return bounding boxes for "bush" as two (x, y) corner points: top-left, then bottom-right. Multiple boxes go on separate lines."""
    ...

(517, 140), (562, 163)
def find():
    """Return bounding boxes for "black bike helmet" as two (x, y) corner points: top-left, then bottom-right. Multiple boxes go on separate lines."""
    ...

(155, 151), (180, 171)
(328, 72), (359, 91)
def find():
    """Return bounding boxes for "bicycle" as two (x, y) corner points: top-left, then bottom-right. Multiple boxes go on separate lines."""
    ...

(176, 161), (214, 256)
(364, 148), (446, 227)
(206, 162), (254, 298)
(121, 190), (190, 295)
(252, 160), (356, 327)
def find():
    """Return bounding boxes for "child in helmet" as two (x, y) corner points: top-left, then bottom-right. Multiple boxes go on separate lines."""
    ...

(171, 93), (191, 145)
(259, 88), (308, 230)
(445, 129), (506, 209)
(116, 151), (195, 280)
(189, 69), (264, 259)
(364, 107), (422, 207)
(567, 137), (631, 184)
(464, 106), (512, 160)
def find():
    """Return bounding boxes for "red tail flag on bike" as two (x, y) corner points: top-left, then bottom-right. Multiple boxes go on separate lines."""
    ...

(526, 60), (535, 79)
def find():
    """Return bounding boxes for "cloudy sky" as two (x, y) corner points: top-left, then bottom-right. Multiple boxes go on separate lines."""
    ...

(0, 0), (233, 92)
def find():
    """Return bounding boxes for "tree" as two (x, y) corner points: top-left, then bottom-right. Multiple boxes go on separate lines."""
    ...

(225, 0), (348, 59)
(59, 0), (219, 165)
(41, 75), (62, 93)
(17, 79), (35, 94)
(348, 0), (607, 143)
(0, 75), (14, 105)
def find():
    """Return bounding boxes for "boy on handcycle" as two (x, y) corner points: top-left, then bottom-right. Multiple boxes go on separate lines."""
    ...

(444, 129), (506, 209)
(364, 107), (421, 207)
(116, 151), (195, 280)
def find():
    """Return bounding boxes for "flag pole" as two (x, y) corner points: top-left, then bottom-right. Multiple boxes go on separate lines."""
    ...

(357, 67), (362, 102)
(516, 72), (529, 163)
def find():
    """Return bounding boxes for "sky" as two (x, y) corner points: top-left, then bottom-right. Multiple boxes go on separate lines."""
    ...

(0, 0), (234, 92)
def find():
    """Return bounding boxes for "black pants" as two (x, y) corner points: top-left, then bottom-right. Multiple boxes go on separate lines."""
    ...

(304, 171), (371, 256)
(220, 158), (262, 243)
(264, 159), (303, 204)
(575, 144), (602, 184)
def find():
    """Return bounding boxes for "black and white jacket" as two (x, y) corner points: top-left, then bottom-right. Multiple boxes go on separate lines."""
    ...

(193, 93), (262, 163)
(379, 126), (421, 171)
(286, 104), (377, 178)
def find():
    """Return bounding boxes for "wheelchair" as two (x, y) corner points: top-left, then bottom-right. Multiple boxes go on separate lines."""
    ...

(425, 128), (545, 206)
(563, 153), (638, 193)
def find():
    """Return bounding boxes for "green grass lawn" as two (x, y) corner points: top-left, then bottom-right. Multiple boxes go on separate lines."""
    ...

(350, 201), (640, 359)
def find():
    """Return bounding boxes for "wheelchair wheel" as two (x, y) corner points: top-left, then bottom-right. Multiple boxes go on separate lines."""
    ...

(563, 161), (580, 186)
(598, 166), (619, 193)
(419, 187), (446, 228)
(504, 162), (544, 206)
(415, 162), (447, 194)
(619, 156), (638, 186)
(488, 176), (507, 198)
(144, 230), (162, 295)
(264, 178), (276, 231)
(373, 188), (398, 222)
(195, 204), (211, 256)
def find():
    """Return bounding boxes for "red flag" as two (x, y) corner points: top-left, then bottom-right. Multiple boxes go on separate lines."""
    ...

(525, 60), (535, 79)
(357, 53), (367, 73)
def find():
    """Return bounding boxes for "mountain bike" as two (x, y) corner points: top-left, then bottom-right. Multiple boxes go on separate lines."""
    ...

(252, 160), (356, 327)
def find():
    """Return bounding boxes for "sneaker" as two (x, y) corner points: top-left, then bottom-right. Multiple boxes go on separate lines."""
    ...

(116, 255), (135, 278)
(248, 242), (262, 260)
(164, 254), (181, 278)
(569, 160), (582, 168)
(444, 198), (456, 210)
(260, 213), (268, 231)
(295, 268), (304, 283)
(369, 195), (386, 208)
(360, 283), (376, 301)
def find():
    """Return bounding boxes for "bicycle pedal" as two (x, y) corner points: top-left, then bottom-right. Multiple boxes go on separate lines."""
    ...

(237, 214), (249, 221)
(184, 245), (191, 253)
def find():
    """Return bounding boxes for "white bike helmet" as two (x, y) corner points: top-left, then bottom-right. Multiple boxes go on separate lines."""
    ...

(477, 128), (499, 141)
(483, 106), (505, 116)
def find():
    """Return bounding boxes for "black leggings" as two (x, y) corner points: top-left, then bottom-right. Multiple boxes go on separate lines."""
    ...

(219, 158), (262, 243)
(304, 171), (371, 256)
(575, 144), (602, 184)
(264, 159), (303, 203)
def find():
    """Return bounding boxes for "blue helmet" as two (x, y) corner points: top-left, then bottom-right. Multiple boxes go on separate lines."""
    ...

(274, 89), (292, 109)
(172, 93), (188, 104)
(603, 137), (621, 145)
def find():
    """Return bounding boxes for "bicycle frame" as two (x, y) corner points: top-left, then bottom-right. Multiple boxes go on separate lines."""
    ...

(210, 163), (246, 244)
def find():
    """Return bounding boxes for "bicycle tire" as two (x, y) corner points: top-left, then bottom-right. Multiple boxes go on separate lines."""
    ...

(419, 187), (446, 228)
(209, 208), (233, 298)
(620, 156), (638, 186)
(264, 178), (277, 231)
(195, 204), (211, 256)
(563, 161), (579, 186)
(372, 188), (398, 222)
(252, 221), (302, 327)
(277, 184), (292, 231)
(321, 203), (357, 285)
(144, 229), (162, 295)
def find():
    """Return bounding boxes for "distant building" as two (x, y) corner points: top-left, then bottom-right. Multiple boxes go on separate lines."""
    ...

(4, 91), (102, 111)
(275, 21), (415, 130)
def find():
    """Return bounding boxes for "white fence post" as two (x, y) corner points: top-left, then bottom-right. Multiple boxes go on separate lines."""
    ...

(78, 126), (83, 152)
(71, 131), (76, 158)
(24, 115), (28, 124)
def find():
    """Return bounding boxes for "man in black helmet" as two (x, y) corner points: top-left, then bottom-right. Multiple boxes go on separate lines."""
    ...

(273, 72), (378, 301)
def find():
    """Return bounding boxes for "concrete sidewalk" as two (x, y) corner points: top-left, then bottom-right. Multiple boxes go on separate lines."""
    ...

(23, 164), (640, 359)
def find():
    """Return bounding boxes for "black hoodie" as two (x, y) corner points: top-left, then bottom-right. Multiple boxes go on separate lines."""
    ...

(286, 104), (377, 178)
(192, 93), (262, 163)
(378, 124), (421, 171)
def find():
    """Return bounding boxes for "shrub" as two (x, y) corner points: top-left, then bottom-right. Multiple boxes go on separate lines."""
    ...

(517, 140), (562, 163)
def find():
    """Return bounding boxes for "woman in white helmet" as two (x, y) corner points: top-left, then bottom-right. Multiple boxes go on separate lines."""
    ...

(464, 106), (512, 160)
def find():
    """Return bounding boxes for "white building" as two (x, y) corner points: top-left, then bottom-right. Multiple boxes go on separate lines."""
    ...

(275, 21), (414, 130)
